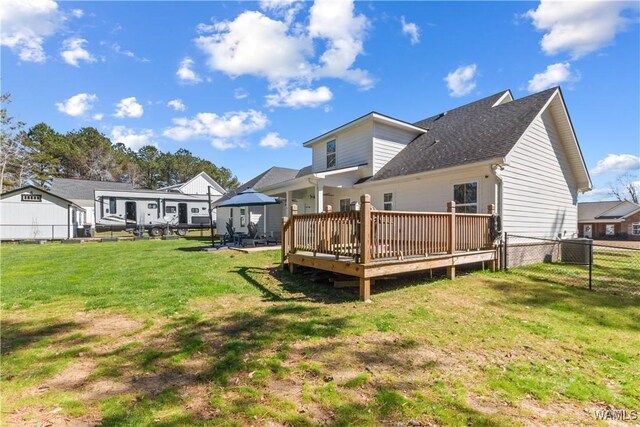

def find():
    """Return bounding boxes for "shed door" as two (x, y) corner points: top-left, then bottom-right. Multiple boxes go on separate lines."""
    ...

(125, 201), (137, 223)
(178, 203), (188, 224)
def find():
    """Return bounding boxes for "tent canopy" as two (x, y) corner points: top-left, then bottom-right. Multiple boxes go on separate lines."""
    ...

(215, 188), (280, 208)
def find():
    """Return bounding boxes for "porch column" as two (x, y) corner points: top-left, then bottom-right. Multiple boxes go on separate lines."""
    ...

(286, 191), (292, 216)
(315, 180), (324, 213)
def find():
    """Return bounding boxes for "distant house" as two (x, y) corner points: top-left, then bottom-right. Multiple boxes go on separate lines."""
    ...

(222, 87), (591, 239)
(158, 171), (226, 196)
(0, 185), (86, 240)
(578, 201), (640, 240)
(50, 178), (135, 227)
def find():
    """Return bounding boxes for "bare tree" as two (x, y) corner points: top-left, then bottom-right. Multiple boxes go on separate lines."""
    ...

(0, 93), (27, 193)
(609, 172), (639, 204)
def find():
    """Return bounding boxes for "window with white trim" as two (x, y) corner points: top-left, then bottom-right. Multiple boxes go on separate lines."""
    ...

(109, 197), (117, 213)
(453, 182), (478, 213)
(339, 198), (351, 212)
(21, 194), (41, 202)
(326, 140), (336, 169)
(632, 223), (640, 235)
(605, 224), (615, 235)
(383, 193), (393, 211)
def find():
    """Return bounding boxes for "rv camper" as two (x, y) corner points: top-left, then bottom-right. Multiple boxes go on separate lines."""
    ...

(94, 189), (214, 236)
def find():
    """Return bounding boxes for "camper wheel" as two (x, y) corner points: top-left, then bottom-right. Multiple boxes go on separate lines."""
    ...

(149, 227), (163, 237)
(175, 228), (187, 237)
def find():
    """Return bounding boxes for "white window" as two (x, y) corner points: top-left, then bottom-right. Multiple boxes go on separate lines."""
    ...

(383, 193), (393, 211)
(632, 223), (640, 235)
(605, 224), (615, 235)
(340, 198), (351, 212)
(453, 182), (478, 213)
(21, 194), (42, 202)
(326, 140), (336, 169)
(109, 197), (117, 213)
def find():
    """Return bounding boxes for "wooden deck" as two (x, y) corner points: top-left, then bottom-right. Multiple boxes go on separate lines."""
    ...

(282, 194), (499, 301)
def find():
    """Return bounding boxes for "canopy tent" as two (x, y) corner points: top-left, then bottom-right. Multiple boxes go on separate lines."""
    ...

(215, 188), (280, 208)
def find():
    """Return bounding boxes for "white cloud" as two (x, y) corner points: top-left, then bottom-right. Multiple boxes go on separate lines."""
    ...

(0, 0), (63, 62)
(195, 0), (374, 103)
(55, 93), (97, 116)
(234, 88), (249, 100)
(110, 126), (154, 151)
(526, 0), (639, 59)
(60, 37), (96, 67)
(176, 57), (202, 83)
(167, 99), (186, 111)
(259, 132), (289, 148)
(527, 62), (579, 92)
(114, 97), (144, 118)
(163, 110), (268, 150)
(400, 16), (420, 45)
(591, 154), (640, 176)
(92, 113), (103, 121)
(444, 64), (477, 97)
(71, 8), (83, 18)
(265, 85), (333, 108)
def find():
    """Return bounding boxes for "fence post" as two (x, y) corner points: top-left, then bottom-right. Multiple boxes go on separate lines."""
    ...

(487, 204), (495, 214)
(447, 201), (456, 279)
(289, 204), (298, 274)
(359, 194), (372, 302)
(589, 240), (593, 291)
(504, 232), (509, 271)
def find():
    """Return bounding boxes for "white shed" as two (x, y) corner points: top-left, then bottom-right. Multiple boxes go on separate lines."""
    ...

(0, 185), (86, 240)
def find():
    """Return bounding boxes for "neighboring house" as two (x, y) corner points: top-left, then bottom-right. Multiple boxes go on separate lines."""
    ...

(221, 87), (592, 239)
(158, 171), (227, 196)
(578, 201), (640, 240)
(50, 178), (135, 227)
(0, 185), (86, 240)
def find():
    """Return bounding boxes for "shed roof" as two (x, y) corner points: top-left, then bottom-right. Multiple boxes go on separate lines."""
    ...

(1, 185), (86, 210)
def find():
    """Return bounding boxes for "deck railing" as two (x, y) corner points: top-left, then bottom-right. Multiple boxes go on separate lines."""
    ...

(284, 195), (496, 264)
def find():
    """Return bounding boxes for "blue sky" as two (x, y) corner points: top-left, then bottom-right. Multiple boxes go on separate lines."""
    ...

(2, 0), (639, 200)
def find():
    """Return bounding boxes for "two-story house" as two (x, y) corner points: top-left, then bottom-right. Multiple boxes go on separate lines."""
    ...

(217, 87), (591, 239)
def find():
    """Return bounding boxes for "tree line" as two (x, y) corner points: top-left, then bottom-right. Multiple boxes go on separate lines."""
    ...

(0, 93), (239, 193)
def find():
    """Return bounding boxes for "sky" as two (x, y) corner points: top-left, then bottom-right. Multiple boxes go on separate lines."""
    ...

(1, 0), (639, 200)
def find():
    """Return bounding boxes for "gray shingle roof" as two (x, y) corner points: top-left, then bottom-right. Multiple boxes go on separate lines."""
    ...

(371, 87), (558, 181)
(216, 167), (299, 204)
(50, 177), (134, 203)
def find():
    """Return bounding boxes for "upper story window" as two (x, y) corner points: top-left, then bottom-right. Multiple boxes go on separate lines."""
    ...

(326, 140), (336, 169)
(453, 182), (477, 213)
(383, 193), (393, 211)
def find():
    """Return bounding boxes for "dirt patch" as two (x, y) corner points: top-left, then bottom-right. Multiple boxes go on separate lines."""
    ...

(6, 406), (101, 427)
(27, 358), (97, 396)
(81, 379), (130, 401)
(74, 312), (143, 337)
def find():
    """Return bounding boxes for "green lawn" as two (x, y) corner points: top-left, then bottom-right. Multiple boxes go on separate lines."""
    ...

(2, 239), (639, 426)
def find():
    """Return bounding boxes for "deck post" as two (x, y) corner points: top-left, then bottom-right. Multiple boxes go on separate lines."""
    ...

(447, 201), (456, 279)
(281, 216), (288, 270)
(359, 194), (371, 265)
(359, 277), (371, 302)
(325, 205), (332, 213)
(289, 204), (298, 274)
(487, 204), (497, 271)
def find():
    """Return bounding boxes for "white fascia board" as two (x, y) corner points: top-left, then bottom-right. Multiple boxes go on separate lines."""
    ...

(355, 158), (504, 188)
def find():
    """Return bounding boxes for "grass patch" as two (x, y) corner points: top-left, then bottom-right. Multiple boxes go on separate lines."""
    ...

(1, 239), (639, 425)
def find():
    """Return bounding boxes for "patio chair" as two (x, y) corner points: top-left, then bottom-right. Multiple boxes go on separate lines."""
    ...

(266, 230), (281, 245)
(242, 222), (267, 247)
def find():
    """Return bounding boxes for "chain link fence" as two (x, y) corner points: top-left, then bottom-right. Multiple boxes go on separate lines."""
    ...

(501, 233), (640, 296)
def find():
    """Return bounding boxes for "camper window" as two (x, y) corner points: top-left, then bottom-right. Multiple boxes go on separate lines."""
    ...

(166, 206), (177, 213)
(191, 208), (199, 213)
(109, 198), (117, 213)
(148, 203), (157, 209)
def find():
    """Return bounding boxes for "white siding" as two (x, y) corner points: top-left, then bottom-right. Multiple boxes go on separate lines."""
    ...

(312, 122), (373, 174)
(323, 164), (497, 214)
(180, 175), (224, 196)
(501, 109), (578, 238)
(372, 122), (418, 174)
(0, 189), (79, 240)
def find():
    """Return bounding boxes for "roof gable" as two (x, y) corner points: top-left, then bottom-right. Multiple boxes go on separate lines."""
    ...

(371, 88), (557, 181)
(1, 185), (85, 210)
